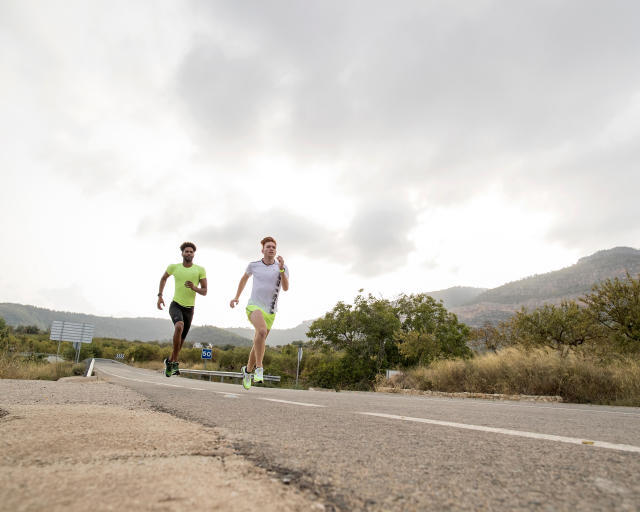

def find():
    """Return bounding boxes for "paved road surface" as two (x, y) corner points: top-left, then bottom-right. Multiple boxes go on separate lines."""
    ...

(95, 360), (640, 511)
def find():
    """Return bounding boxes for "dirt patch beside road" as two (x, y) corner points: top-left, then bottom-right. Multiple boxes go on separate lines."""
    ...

(0, 380), (323, 512)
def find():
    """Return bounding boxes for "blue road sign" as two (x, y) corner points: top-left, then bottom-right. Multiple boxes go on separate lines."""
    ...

(201, 348), (212, 360)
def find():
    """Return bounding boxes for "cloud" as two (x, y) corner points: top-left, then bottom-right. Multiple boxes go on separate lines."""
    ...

(193, 209), (334, 259)
(36, 285), (96, 316)
(345, 200), (417, 275)
(156, 199), (419, 277)
(173, 1), (640, 226)
(542, 140), (640, 247)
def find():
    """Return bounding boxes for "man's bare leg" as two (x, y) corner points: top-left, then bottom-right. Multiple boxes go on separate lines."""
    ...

(170, 321), (184, 361)
(248, 310), (268, 370)
(247, 346), (256, 373)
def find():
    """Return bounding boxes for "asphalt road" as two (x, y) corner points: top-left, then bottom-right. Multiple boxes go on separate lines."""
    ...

(94, 360), (640, 511)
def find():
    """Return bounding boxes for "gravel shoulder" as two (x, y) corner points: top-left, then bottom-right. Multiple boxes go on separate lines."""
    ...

(0, 378), (323, 512)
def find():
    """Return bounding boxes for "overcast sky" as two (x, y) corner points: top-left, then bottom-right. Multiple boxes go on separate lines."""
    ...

(1, 1), (639, 329)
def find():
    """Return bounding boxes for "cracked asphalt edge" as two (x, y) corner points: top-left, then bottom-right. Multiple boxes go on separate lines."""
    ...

(0, 379), (328, 512)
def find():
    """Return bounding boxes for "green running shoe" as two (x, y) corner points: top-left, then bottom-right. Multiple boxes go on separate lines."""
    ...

(241, 365), (252, 390)
(164, 358), (172, 378)
(254, 367), (264, 383)
(171, 361), (180, 376)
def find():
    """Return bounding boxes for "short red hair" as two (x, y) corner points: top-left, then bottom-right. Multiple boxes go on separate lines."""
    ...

(261, 236), (276, 247)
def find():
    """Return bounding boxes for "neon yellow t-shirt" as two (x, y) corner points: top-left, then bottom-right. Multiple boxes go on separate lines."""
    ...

(166, 263), (206, 307)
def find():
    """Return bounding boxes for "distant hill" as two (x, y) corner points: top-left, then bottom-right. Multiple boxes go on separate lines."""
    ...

(423, 286), (488, 309)
(450, 247), (640, 326)
(0, 303), (251, 346)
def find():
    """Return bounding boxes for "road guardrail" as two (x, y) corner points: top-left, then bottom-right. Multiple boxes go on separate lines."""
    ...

(179, 368), (281, 383)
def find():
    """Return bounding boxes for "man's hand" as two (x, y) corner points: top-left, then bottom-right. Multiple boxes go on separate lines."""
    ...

(229, 298), (239, 308)
(157, 296), (165, 310)
(277, 255), (285, 270)
(185, 281), (195, 290)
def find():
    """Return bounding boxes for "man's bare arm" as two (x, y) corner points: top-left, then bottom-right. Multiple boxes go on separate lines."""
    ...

(277, 255), (289, 292)
(157, 272), (170, 310)
(230, 274), (250, 308)
(185, 277), (208, 296)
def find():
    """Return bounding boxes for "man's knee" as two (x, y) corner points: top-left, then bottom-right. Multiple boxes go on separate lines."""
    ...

(256, 326), (268, 339)
(174, 321), (184, 332)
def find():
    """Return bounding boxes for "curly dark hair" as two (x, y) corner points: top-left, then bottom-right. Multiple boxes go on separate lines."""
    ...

(261, 236), (276, 247)
(180, 242), (197, 252)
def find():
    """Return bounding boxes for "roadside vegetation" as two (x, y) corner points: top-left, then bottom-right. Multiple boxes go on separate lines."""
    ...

(380, 274), (640, 406)
(1, 274), (639, 404)
(0, 353), (85, 380)
(0, 321), (86, 379)
(385, 348), (640, 406)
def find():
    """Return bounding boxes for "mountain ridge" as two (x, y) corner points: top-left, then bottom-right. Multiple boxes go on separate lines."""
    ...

(0, 303), (251, 346)
(2, 246), (638, 340)
(451, 246), (640, 325)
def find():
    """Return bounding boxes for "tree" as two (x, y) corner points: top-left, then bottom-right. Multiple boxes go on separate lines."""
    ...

(395, 293), (471, 365)
(0, 317), (10, 351)
(125, 343), (160, 362)
(581, 273), (640, 351)
(308, 292), (471, 381)
(470, 322), (502, 353)
(396, 330), (439, 365)
(14, 325), (41, 335)
(510, 301), (596, 353)
(307, 293), (401, 380)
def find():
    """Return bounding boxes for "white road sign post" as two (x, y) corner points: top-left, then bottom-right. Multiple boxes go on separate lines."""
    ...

(50, 321), (95, 363)
(295, 346), (303, 386)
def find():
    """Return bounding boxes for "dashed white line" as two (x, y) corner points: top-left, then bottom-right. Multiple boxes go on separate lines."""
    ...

(360, 412), (640, 454)
(406, 396), (640, 418)
(259, 398), (325, 408)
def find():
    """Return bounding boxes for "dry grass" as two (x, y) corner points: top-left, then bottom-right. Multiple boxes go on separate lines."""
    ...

(130, 360), (164, 371)
(387, 348), (640, 406)
(0, 353), (81, 380)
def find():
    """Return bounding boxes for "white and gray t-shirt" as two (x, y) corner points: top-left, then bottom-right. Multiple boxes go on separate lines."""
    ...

(245, 260), (289, 314)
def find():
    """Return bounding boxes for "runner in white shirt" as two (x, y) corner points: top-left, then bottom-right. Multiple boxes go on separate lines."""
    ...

(230, 236), (289, 389)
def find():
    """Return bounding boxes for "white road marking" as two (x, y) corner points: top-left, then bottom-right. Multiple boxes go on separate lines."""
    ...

(410, 396), (640, 418)
(259, 398), (325, 408)
(97, 367), (238, 395)
(98, 367), (324, 406)
(360, 412), (640, 454)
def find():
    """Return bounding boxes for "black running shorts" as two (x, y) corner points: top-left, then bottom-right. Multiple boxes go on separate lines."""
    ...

(169, 301), (194, 341)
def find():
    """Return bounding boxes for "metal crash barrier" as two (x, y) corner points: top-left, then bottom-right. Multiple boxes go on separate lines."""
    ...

(178, 369), (281, 383)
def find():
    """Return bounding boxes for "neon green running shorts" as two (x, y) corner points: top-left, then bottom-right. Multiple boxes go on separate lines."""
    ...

(246, 305), (276, 330)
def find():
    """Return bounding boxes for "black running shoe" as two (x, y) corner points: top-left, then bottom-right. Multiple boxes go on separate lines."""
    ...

(171, 361), (180, 376)
(164, 358), (172, 378)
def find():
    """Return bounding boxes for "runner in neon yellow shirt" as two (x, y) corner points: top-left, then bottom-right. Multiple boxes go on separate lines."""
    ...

(230, 236), (289, 389)
(157, 242), (207, 377)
